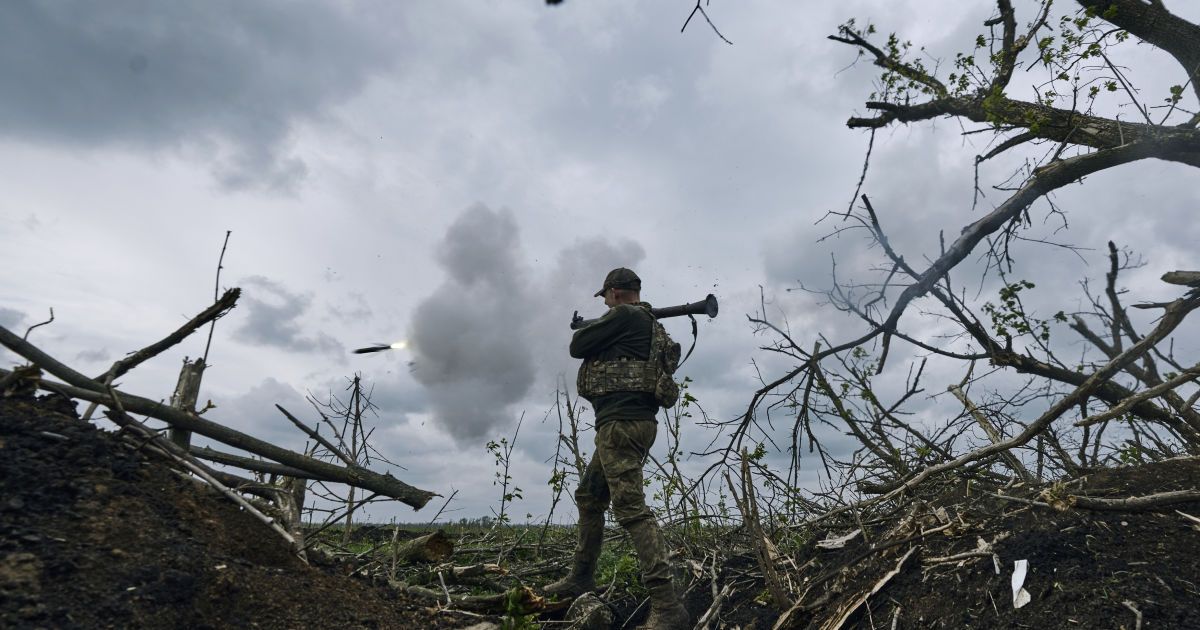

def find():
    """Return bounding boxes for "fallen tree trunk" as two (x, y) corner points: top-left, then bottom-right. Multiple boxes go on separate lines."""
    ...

(394, 530), (454, 565)
(0, 325), (436, 510)
(190, 446), (315, 479)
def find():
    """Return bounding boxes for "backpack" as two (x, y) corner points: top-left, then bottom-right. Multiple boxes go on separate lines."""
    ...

(650, 317), (681, 408)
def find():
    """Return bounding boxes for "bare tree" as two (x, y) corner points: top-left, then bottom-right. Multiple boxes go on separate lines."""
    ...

(304, 373), (402, 544)
(715, 0), (1200, 515)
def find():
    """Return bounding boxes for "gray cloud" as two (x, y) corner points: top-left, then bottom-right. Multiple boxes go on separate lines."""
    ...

(199, 377), (310, 452)
(75, 348), (111, 364)
(326, 292), (373, 324)
(0, 307), (24, 330)
(233, 276), (344, 355)
(409, 204), (536, 443)
(0, 1), (390, 191)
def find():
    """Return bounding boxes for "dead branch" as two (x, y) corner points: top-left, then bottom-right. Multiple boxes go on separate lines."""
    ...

(992, 488), (1200, 512)
(93, 288), (240, 383)
(190, 446), (313, 478)
(948, 384), (1034, 481)
(923, 533), (1008, 566)
(726, 452), (791, 608)
(1070, 490), (1200, 512)
(881, 294), (1200, 501)
(0, 327), (436, 509)
(276, 404), (357, 468)
(100, 404), (301, 556)
(696, 582), (735, 630)
(1076, 365), (1200, 427)
(775, 546), (917, 630)
(398, 584), (553, 616)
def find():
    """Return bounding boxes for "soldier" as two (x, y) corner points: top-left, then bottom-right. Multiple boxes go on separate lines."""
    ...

(544, 267), (688, 629)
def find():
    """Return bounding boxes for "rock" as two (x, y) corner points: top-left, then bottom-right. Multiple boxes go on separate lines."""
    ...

(566, 592), (613, 630)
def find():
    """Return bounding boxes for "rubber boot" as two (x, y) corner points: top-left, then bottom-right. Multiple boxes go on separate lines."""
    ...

(544, 511), (603, 597)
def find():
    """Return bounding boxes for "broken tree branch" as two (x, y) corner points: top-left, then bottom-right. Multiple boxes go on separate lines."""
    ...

(1075, 364), (1200, 427)
(93, 288), (240, 383)
(948, 384), (1035, 481)
(0, 326), (436, 510)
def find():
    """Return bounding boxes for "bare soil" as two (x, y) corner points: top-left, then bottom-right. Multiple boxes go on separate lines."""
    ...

(0, 394), (479, 629)
(774, 461), (1200, 629)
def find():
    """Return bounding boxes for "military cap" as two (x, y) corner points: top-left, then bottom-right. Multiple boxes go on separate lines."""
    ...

(594, 267), (642, 297)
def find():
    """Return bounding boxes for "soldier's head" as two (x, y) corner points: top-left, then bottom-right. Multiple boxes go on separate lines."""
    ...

(595, 267), (641, 308)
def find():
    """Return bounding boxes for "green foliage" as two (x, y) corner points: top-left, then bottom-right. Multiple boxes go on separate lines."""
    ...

(500, 588), (540, 630)
(1167, 84), (1185, 105)
(487, 436), (523, 525)
(595, 546), (644, 595)
(1117, 440), (1143, 465)
(546, 469), (568, 495)
(981, 280), (1057, 343)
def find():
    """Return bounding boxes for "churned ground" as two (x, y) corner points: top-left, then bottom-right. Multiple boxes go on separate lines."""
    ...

(3, 393), (1199, 629)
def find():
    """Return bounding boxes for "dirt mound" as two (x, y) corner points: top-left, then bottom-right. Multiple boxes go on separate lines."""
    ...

(773, 461), (1200, 629)
(0, 395), (477, 629)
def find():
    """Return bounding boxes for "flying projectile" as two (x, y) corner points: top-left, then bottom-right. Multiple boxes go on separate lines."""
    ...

(352, 340), (408, 354)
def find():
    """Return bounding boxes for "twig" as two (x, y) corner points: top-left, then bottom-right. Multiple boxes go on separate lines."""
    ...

(695, 582), (735, 630)
(426, 489), (460, 527)
(22, 308), (54, 341)
(924, 534), (1008, 565)
(948, 384), (1034, 481)
(276, 404), (358, 468)
(438, 571), (452, 607)
(1178, 510), (1200, 524)
(202, 230), (232, 366)
(1122, 600), (1143, 630)
(680, 0), (732, 45)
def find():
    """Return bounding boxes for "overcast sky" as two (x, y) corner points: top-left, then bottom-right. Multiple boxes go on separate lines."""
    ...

(2, 1), (1197, 522)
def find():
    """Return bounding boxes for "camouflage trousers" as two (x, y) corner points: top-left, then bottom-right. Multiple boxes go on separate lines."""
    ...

(576, 419), (672, 587)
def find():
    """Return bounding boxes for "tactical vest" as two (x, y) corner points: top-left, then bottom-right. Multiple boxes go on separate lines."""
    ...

(577, 306), (681, 408)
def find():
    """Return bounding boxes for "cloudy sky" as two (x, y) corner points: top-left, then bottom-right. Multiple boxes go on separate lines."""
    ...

(2, 1), (1197, 522)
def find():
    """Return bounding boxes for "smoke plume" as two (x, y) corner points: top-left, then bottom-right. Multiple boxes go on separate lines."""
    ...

(409, 203), (645, 444)
(409, 204), (536, 442)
